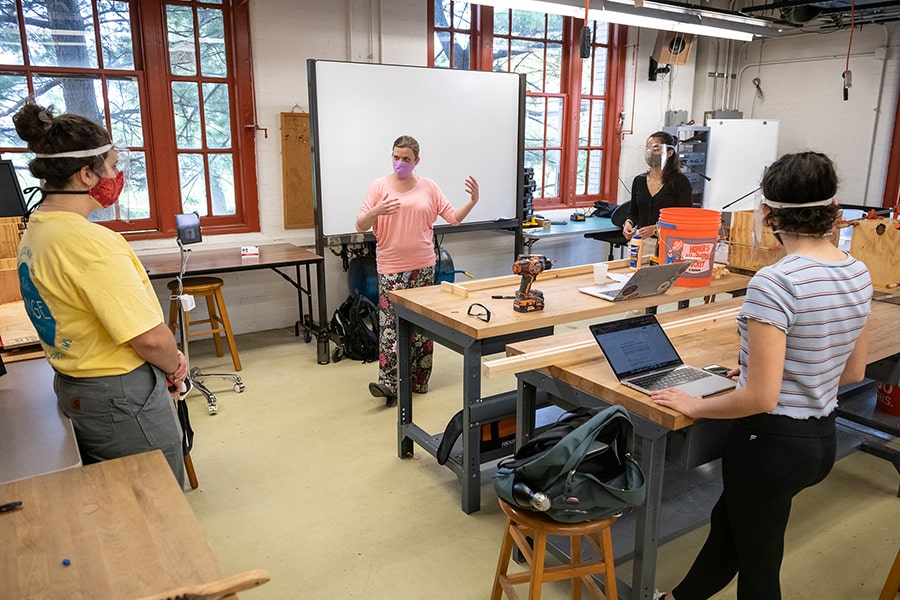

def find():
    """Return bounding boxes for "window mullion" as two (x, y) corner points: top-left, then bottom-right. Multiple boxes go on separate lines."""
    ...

(601, 24), (626, 203)
(559, 17), (582, 207)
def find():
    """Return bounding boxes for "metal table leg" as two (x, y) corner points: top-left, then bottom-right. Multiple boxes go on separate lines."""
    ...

(631, 431), (668, 600)
(397, 315), (414, 458)
(460, 343), (483, 514)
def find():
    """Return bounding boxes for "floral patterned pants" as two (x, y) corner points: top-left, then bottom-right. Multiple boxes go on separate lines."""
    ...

(377, 267), (434, 394)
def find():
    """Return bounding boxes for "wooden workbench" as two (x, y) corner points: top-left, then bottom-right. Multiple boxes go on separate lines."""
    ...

(389, 261), (751, 513)
(504, 296), (900, 600)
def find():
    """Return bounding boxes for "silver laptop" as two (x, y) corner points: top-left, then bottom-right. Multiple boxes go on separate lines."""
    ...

(578, 261), (692, 302)
(589, 314), (736, 397)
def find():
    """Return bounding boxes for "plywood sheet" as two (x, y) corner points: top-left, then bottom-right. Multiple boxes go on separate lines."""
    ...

(850, 219), (900, 287)
(0, 301), (39, 350)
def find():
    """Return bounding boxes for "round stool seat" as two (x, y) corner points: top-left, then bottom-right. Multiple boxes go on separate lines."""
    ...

(492, 498), (618, 600)
(167, 276), (225, 293)
(498, 499), (617, 537)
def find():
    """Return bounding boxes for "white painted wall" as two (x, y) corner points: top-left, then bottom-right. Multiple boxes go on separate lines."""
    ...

(131, 2), (900, 336)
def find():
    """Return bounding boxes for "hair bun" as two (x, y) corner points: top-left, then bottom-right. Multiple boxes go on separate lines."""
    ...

(12, 100), (55, 143)
(37, 108), (54, 131)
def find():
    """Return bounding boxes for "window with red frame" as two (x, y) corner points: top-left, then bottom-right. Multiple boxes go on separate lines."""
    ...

(429, 1), (625, 210)
(0, 0), (259, 238)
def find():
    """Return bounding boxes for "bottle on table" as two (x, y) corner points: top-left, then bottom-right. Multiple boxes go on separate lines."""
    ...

(629, 232), (643, 270)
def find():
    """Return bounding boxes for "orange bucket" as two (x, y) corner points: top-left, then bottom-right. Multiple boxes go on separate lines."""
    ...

(657, 208), (722, 287)
(876, 381), (900, 417)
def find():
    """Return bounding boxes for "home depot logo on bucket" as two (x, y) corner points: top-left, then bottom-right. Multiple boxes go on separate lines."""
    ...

(875, 381), (900, 417)
(658, 208), (721, 287)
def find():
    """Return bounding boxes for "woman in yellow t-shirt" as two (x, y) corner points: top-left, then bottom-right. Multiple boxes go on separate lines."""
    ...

(14, 99), (186, 486)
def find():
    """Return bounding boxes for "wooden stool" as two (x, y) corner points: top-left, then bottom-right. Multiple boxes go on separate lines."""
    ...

(491, 499), (618, 600)
(879, 545), (900, 600)
(167, 277), (242, 371)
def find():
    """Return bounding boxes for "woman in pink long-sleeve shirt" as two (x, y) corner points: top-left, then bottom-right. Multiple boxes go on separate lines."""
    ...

(356, 135), (479, 406)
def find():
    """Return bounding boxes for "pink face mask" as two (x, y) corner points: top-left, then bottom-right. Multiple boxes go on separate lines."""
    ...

(89, 170), (125, 208)
(392, 159), (416, 179)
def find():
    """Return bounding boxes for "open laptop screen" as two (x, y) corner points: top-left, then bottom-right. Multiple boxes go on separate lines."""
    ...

(590, 315), (683, 378)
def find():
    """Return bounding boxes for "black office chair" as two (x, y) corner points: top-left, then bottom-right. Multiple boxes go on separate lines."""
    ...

(585, 201), (631, 261)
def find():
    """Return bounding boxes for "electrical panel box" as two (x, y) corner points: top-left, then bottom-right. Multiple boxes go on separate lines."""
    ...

(664, 125), (710, 207)
(665, 110), (688, 127)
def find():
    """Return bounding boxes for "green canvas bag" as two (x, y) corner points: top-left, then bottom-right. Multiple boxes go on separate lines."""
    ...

(493, 406), (646, 523)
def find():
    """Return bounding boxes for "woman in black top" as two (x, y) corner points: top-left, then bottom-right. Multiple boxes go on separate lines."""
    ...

(622, 131), (692, 241)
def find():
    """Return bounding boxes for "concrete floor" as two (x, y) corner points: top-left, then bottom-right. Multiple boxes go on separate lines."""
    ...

(181, 327), (900, 600)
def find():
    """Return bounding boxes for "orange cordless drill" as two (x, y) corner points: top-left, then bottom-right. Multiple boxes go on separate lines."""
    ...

(512, 254), (553, 312)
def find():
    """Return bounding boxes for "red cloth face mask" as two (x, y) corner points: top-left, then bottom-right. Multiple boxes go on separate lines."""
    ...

(89, 170), (125, 208)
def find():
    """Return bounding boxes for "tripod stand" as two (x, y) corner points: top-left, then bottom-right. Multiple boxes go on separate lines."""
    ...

(174, 239), (245, 415)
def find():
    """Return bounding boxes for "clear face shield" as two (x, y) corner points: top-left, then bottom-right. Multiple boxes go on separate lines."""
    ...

(644, 142), (671, 171)
(752, 191), (768, 248)
(29, 141), (131, 217)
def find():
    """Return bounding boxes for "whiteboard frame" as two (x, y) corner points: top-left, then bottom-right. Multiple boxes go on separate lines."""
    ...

(307, 60), (525, 256)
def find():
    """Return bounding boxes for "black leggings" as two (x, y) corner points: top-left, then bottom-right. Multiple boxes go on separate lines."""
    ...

(672, 412), (836, 600)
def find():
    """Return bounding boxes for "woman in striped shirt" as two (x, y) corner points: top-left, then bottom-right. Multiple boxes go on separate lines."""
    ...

(651, 151), (872, 600)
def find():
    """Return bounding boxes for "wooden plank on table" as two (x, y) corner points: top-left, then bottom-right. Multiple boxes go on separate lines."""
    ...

(0, 301), (38, 350)
(483, 305), (742, 379)
(0, 262), (20, 304)
(500, 298), (900, 431)
(391, 266), (752, 341)
(438, 260), (629, 296)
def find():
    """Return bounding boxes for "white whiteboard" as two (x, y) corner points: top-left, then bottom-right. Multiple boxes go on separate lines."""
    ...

(704, 119), (780, 212)
(308, 60), (525, 240)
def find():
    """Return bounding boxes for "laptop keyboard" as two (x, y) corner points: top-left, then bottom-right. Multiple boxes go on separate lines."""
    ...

(630, 367), (710, 390)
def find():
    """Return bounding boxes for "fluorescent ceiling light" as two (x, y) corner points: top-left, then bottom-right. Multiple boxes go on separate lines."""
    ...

(589, 6), (755, 41)
(486, 0), (583, 18)
(478, 0), (775, 42)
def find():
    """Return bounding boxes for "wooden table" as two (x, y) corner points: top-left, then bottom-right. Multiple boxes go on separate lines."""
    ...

(0, 451), (229, 599)
(506, 297), (900, 600)
(139, 243), (328, 352)
(388, 261), (751, 513)
(0, 358), (80, 485)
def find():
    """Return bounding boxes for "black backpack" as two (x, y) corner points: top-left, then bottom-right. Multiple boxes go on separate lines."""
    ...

(330, 293), (379, 362)
(494, 406), (645, 523)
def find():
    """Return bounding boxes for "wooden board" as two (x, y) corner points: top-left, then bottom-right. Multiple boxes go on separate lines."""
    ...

(727, 210), (783, 272)
(483, 304), (742, 379)
(0, 217), (24, 303)
(0, 258), (20, 304)
(850, 219), (900, 287)
(281, 112), (314, 229)
(0, 301), (39, 350)
(0, 216), (25, 260)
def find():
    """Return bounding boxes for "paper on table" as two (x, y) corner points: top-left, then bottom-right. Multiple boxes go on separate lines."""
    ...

(607, 273), (631, 284)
